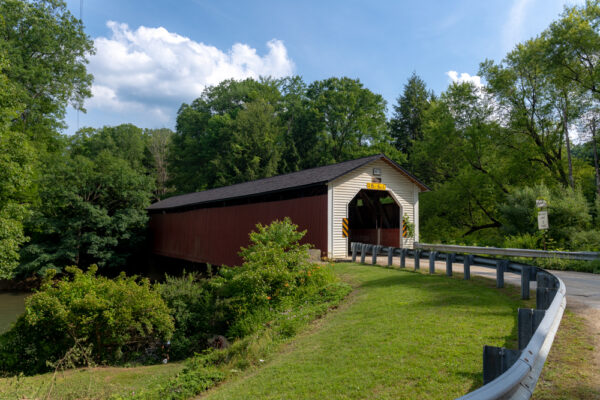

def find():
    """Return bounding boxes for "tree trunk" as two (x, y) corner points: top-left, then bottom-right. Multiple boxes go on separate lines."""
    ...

(591, 118), (600, 196)
(562, 107), (575, 189)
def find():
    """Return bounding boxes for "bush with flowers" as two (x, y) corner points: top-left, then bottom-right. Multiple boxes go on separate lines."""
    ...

(158, 218), (350, 357)
(210, 218), (342, 336)
(127, 218), (350, 399)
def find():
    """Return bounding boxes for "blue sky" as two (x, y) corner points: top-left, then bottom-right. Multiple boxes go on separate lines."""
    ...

(63, 0), (583, 134)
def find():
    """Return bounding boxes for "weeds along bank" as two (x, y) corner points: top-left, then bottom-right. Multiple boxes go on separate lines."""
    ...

(0, 219), (351, 399)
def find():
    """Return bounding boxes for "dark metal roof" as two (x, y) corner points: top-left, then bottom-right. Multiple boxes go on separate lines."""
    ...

(148, 154), (429, 211)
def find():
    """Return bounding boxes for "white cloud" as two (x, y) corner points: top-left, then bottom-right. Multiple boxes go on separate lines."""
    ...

(503, 0), (534, 51)
(501, 0), (586, 52)
(86, 21), (295, 124)
(446, 71), (483, 88)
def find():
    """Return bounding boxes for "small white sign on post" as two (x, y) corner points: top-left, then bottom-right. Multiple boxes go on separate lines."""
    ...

(538, 211), (549, 230)
(536, 199), (547, 208)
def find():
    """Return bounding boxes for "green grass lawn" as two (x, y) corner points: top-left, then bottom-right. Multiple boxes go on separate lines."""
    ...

(202, 263), (525, 400)
(0, 362), (184, 400)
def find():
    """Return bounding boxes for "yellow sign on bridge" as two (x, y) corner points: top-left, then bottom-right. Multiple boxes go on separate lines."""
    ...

(366, 182), (386, 190)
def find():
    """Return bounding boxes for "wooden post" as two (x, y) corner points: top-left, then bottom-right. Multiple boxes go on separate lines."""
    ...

(463, 255), (471, 280)
(360, 243), (367, 264)
(446, 253), (455, 276)
(371, 245), (378, 265)
(387, 247), (394, 267)
(496, 260), (506, 288)
(351, 242), (358, 262)
(414, 250), (420, 270)
(400, 249), (406, 268)
(521, 265), (530, 300)
(429, 251), (437, 274)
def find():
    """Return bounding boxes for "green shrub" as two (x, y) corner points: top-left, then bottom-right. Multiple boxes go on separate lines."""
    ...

(156, 273), (216, 360)
(158, 218), (348, 354)
(532, 257), (600, 274)
(118, 219), (351, 399)
(499, 184), (593, 249)
(569, 230), (600, 251)
(0, 266), (174, 375)
(211, 218), (317, 337)
(504, 232), (542, 249)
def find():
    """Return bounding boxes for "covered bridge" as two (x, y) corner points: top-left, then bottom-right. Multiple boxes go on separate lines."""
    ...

(148, 154), (429, 266)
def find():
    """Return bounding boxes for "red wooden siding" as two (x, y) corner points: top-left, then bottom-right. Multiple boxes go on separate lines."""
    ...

(149, 194), (328, 267)
(350, 228), (400, 248)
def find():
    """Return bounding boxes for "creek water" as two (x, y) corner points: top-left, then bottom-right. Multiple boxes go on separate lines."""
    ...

(0, 292), (29, 333)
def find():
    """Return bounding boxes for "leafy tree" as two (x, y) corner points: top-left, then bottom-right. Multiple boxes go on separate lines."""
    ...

(414, 83), (516, 242)
(389, 72), (433, 162)
(306, 77), (399, 162)
(545, 1), (600, 100)
(20, 150), (154, 275)
(147, 128), (175, 200)
(0, 0), (94, 148)
(69, 124), (151, 170)
(578, 108), (600, 195)
(278, 76), (329, 173)
(225, 99), (283, 184)
(0, 130), (33, 278)
(170, 76), (404, 194)
(71, 125), (176, 201)
(170, 78), (283, 193)
(0, 45), (34, 278)
(481, 38), (571, 187)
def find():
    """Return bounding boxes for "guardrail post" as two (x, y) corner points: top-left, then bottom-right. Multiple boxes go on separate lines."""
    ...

(414, 250), (420, 270)
(483, 346), (521, 384)
(446, 253), (455, 276)
(521, 265), (530, 300)
(429, 251), (437, 274)
(351, 242), (358, 262)
(387, 247), (394, 267)
(518, 308), (546, 350)
(496, 260), (507, 288)
(360, 243), (367, 264)
(463, 255), (472, 280)
(400, 249), (406, 268)
(536, 272), (559, 310)
(371, 245), (379, 265)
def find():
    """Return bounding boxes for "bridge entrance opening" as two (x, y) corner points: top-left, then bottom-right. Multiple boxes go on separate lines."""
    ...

(348, 189), (401, 253)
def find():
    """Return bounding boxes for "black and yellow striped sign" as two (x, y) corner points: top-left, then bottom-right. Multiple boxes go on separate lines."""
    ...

(342, 218), (349, 237)
(402, 224), (408, 238)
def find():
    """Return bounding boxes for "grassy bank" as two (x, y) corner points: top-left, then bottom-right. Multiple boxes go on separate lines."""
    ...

(0, 363), (184, 399)
(202, 263), (526, 399)
(0, 263), (593, 399)
(533, 310), (599, 399)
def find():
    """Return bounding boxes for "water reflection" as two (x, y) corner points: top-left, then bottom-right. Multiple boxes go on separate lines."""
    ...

(0, 292), (29, 333)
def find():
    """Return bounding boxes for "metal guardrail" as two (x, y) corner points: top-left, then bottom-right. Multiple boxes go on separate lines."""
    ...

(416, 242), (600, 261)
(350, 242), (566, 400)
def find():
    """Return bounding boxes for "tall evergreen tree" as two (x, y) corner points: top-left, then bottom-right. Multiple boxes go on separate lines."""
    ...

(389, 72), (433, 163)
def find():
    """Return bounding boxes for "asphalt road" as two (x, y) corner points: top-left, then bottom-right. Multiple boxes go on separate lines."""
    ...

(346, 256), (600, 309)
(451, 264), (600, 309)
